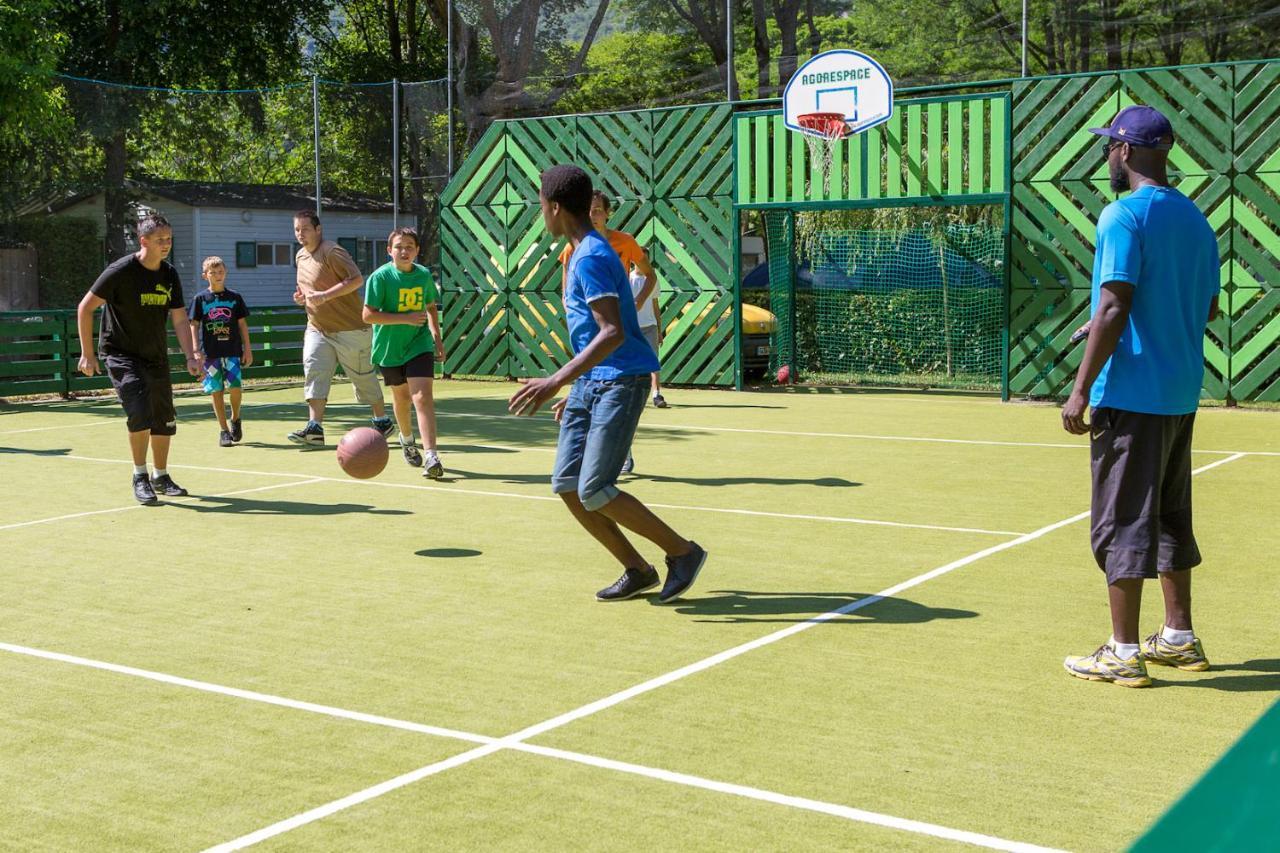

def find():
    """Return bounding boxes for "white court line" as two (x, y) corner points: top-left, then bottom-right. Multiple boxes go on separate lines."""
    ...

(0, 478), (325, 532)
(206, 449), (1249, 850)
(0, 642), (489, 745)
(0, 640), (1054, 853)
(39, 453), (1023, 537)
(510, 743), (1065, 853)
(431, 409), (1280, 456)
(0, 403), (298, 435)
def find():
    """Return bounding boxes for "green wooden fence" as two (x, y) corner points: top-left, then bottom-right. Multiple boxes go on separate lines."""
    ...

(439, 104), (737, 385)
(0, 307), (308, 398)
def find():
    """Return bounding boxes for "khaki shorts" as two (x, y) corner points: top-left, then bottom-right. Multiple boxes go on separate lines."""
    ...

(640, 324), (660, 359)
(303, 326), (384, 405)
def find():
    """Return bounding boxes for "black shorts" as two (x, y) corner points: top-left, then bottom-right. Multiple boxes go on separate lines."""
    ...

(1090, 407), (1200, 583)
(379, 351), (435, 386)
(105, 355), (177, 436)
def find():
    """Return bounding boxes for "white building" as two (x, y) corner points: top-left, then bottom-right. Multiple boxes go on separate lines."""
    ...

(41, 179), (397, 306)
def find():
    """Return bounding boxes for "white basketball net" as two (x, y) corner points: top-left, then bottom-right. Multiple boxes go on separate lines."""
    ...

(798, 114), (847, 194)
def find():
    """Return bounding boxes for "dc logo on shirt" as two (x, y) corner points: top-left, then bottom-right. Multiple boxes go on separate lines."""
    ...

(398, 288), (424, 311)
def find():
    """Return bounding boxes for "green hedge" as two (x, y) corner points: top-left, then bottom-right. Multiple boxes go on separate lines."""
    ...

(0, 216), (103, 308)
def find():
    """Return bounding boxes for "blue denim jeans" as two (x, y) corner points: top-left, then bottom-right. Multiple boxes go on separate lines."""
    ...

(551, 375), (649, 510)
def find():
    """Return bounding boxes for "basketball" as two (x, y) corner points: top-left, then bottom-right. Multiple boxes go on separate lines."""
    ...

(776, 365), (792, 384)
(336, 427), (389, 479)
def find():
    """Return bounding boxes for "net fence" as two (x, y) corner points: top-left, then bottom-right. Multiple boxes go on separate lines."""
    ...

(759, 208), (1006, 389)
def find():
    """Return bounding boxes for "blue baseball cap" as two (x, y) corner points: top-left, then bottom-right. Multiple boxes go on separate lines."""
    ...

(1089, 105), (1174, 149)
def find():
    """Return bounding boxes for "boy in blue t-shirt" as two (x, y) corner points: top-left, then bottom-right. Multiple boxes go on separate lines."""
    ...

(509, 165), (706, 603)
(188, 256), (252, 447)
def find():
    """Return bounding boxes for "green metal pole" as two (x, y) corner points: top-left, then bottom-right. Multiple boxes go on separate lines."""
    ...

(733, 207), (743, 390)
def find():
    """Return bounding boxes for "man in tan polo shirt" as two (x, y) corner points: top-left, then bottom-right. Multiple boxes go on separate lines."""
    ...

(287, 209), (393, 445)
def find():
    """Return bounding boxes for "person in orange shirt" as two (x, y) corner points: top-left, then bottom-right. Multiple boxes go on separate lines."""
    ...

(558, 191), (665, 474)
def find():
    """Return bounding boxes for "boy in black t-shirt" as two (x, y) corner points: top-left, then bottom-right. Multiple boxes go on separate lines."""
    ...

(189, 256), (252, 447)
(76, 213), (202, 505)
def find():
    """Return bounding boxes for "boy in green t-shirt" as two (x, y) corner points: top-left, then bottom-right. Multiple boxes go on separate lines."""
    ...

(361, 227), (446, 478)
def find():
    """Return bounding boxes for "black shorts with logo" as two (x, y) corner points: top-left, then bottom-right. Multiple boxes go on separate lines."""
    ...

(106, 355), (177, 436)
(379, 351), (435, 387)
(1089, 406), (1200, 583)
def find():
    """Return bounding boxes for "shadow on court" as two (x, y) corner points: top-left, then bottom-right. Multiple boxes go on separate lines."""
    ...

(628, 472), (859, 488)
(664, 590), (979, 625)
(416, 548), (483, 558)
(1158, 659), (1280, 693)
(172, 495), (414, 516)
(0, 446), (71, 456)
(446, 468), (858, 489)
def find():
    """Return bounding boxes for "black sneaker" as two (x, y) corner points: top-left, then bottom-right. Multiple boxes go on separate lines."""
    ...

(151, 474), (188, 497)
(372, 416), (395, 438)
(132, 473), (158, 505)
(287, 421), (324, 445)
(620, 454), (635, 475)
(659, 541), (707, 602)
(596, 565), (660, 601)
(219, 429), (235, 447)
(401, 440), (423, 467)
(652, 394), (668, 408)
(230, 418), (243, 442)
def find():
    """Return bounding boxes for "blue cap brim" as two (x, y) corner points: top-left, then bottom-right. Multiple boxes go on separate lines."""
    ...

(1088, 127), (1123, 140)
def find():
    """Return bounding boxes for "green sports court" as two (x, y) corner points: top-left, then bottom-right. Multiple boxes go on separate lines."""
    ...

(1, 381), (1277, 850)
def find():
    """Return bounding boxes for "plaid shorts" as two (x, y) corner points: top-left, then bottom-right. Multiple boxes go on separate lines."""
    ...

(202, 357), (243, 393)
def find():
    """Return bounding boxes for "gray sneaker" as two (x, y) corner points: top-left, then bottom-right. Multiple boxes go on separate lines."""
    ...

(597, 565), (660, 601)
(620, 454), (634, 475)
(423, 451), (445, 480)
(659, 541), (707, 602)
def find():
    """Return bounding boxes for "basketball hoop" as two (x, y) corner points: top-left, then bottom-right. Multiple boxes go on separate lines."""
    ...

(797, 112), (849, 191)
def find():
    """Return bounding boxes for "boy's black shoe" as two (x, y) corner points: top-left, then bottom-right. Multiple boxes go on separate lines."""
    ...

(132, 473), (158, 505)
(620, 454), (634, 475)
(372, 416), (395, 438)
(401, 440), (423, 468)
(659, 542), (707, 602)
(219, 429), (235, 447)
(151, 474), (188, 497)
(287, 421), (324, 445)
(230, 418), (243, 442)
(596, 565), (660, 601)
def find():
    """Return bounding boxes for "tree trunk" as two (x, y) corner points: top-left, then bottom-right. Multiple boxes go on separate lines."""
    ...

(102, 0), (130, 261)
(752, 0), (769, 97)
(775, 4), (801, 90)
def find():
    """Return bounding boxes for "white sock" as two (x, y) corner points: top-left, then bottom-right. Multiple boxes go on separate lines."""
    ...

(153, 468), (167, 479)
(1162, 626), (1195, 645)
(1110, 636), (1140, 659)
(133, 465), (149, 476)
(400, 433), (414, 446)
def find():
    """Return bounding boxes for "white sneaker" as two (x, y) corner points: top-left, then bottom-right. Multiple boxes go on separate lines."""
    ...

(423, 451), (444, 480)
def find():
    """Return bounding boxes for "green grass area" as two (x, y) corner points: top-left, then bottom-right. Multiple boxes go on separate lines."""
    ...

(1, 380), (1277, 850)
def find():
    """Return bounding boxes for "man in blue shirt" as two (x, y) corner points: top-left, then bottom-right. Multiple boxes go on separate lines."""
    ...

(509, 165), (707, 603)
(1061, 106), (1221, 687)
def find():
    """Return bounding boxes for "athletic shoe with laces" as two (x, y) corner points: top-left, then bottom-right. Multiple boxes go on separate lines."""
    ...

(151, 474), (188, 498)
(230, 418), (243, 442)
(132, 473), (158, 505)
(659, 541), (707, 602)
(620, 454), (634, 475)
(652, 394), (668, 408)
(423, 451), (445, 480)
(372, 416), (396, 438)
(596, 565), (660, 601)
(1141, 630), (1210, 672)
(219, 429), (235, 447)
(287, 421), (325, 445)
(1064, 643), (1152, 687)
(401, 439), (423, 468)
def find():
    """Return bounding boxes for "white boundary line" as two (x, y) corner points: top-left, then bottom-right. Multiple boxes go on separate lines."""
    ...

(205, 450), (1248, 850)
(430, 410), (1280, 456)
(5, 451), (1247, 852)
(0, 478), (325, 532)
(24, 453), (1022, 537)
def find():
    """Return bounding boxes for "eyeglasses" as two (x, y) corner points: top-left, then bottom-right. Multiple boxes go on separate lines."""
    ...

(1101, 140), (1122, 156)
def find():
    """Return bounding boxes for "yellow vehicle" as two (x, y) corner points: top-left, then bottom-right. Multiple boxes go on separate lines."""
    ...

(739, 302), (777, 379)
